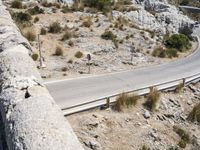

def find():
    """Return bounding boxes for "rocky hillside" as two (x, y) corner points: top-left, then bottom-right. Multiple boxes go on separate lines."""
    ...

(67, 82), (200, 150)
(4, 0), (196, 80)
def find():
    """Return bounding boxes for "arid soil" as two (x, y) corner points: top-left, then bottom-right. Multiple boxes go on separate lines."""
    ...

(67, 83), (200, 150)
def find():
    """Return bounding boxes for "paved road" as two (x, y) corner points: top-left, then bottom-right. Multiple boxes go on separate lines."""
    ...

(46, 28), (200, 112)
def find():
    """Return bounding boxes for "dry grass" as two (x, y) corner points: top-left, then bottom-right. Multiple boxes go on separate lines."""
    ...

(22, 28), (36, 41)
(187, 103), (200, 123)
(82, 17), (93, 28)
(144, 87), (160, 111)
(114, 92), (140, 111)
(175, 82), (184, 93)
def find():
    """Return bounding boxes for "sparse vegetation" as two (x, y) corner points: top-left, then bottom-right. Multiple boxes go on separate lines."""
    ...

(27, 6), (44, 15)
(101, 30), (117, 41)
(75, 51), (84, 58)
(144, 87), (160, 111)
(54, 46), (64, 56)
(173, 126), (190, 148)
(114, 92), (140, 111)
(49, 22), (62, 33)
(187, 103), (200, 123)
(61, 67), (68, 72)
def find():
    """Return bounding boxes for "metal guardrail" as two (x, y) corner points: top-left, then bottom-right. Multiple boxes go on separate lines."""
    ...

(63, 72), (200, 115)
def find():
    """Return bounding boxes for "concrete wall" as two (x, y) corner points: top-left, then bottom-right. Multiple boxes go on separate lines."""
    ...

(0, 1), (83, 149)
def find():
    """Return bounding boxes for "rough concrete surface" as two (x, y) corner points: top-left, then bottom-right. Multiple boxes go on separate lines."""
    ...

(0, 1), (84, 149)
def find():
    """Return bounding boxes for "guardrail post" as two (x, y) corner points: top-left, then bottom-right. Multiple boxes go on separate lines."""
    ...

(183, 78), (186, 87)
(106, 98), (110, 108)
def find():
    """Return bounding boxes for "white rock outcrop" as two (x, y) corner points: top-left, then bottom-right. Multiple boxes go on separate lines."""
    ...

(0, 1), (84, 150)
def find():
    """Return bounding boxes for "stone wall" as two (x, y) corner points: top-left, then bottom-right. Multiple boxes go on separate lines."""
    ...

(0, 1), (83, 149)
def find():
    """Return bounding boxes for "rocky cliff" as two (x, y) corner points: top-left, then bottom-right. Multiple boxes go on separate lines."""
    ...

(0, 0), (83, 149)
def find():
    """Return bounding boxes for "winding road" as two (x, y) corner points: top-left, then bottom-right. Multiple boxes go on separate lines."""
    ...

(46, 27), (200, 115)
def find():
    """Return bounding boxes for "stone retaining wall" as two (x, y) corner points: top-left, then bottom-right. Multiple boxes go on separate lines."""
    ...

(0, 1), (83, 149)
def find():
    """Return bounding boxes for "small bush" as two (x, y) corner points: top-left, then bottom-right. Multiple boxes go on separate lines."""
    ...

(12, 12), (32, 24)
(49, 22), (62, 33)
(34, 17), (39, 23)
(81, 0), (112, 13)
(11, 0), (23, 9)
(82, 17), (93, 28)
(140, 145), (150, 150)
(75, 51), (83, 58)
(62, 31), (72, 41)
(23, 29), (36, 41)
(165, 34), (190, 51)
(152, 46), (166, 58)
(54, 46), (63, 56)
(101, 30), (117, 41)
(61, 67), (68, 72)
(32, 53), (39, 61)
(40, 28), (47, 35)
(68, 40), (74, 47)
(175, 82), (184, 93)
(28, 6), (44, 15)
(144, 87), (160, 111)
(178, 139), (187, 148)
(187, 103), (200, 123)
(174, 126), (190, 148)
(166, 48), (178, 58)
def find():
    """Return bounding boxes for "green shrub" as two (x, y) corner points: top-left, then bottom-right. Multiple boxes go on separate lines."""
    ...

(54, 46), (63, 56)
(49, 22), (62, 33)
(40, 28), (47, 35)
(165, 34), (190, 51)
(27, 6), (44, 15)
(75, 51), (83, 58)
(187, 103), (200, 123)
(144, 87), (160, 111)
(11, 0), (23, 9)
(32, 53), (39, 61)
(166, 48), (178, 58)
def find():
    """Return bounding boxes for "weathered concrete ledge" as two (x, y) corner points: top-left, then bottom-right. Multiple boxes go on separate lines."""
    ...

(0, 1), (83, 149)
